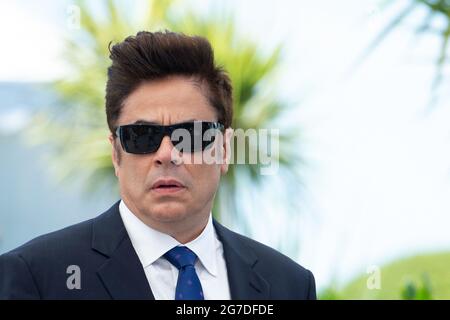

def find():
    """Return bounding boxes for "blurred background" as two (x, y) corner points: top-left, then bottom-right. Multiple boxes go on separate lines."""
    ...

(1, 0), (450, 299)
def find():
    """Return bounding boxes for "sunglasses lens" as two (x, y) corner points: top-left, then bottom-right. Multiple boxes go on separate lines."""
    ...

(201, 122), (219, 151)
(120, 125), (163, 154)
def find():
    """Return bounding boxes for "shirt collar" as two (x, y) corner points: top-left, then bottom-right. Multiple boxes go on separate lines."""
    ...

(119, 200), (218, 277)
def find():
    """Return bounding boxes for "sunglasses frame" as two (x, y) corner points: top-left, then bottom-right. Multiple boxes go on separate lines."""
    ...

(114, 121), (225, 154)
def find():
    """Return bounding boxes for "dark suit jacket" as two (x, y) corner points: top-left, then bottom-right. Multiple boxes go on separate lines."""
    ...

(0, 201), (316, 299)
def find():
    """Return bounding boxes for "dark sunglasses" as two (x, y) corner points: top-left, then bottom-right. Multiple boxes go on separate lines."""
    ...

(115, 121), (225, 154)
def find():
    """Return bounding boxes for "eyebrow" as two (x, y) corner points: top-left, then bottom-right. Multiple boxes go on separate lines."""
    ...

(132, 119), (159, 125)
(132, 119), (200, 125)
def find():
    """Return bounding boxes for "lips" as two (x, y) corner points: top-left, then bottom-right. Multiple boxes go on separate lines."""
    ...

(151, 178), (186, 194)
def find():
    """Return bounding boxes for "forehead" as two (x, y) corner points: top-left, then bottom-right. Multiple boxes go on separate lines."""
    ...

(119, 76), (217, 125)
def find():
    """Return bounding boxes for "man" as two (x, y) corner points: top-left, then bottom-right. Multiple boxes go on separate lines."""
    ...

(0, 31), (316, 300)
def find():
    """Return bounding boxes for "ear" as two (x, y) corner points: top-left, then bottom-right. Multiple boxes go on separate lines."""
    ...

(220, 128), (233, 175)
(109, 133), (120, 177)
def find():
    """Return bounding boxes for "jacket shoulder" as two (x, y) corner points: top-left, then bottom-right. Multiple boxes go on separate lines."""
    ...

(226, 227), (311, 273)
(215, 222), (316, 299)
(4, 218), (94, 260)
(0, 218), (96, 299)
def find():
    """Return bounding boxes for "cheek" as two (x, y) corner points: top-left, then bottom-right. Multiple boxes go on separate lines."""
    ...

(118, 157), (149, 192)
(187, 163), (221, 193)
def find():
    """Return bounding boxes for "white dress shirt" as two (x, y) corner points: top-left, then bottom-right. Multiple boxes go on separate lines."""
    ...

(119, 200), (231, 300)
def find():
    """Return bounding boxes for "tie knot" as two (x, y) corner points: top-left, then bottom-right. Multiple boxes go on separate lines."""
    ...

(163, 246), (198, 270)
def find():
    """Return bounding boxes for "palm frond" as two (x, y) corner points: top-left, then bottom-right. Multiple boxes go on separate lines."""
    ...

(352, 0), (450, 106)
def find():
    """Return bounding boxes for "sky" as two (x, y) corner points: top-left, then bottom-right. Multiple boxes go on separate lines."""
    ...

(1, 0), (450, 290)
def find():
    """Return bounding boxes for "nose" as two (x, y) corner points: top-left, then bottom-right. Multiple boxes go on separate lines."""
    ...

(153, 136), (181, 166)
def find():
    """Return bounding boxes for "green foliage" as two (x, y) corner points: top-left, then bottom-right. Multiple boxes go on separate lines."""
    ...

(27, 0), (303, 251)
(336, 252), (450, 299)
(401, 273), (433, 300)
(318, 285), (343, 300)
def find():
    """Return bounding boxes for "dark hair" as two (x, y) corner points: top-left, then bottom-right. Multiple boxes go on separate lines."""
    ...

(106, 30), (233, 134)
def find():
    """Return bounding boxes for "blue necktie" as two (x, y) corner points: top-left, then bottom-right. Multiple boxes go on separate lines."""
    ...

(163, 246), (204, 300)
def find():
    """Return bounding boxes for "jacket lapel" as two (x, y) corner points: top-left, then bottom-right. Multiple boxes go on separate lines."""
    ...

(90, 201), (269, 300)
(213, 221), (270, 300)
(91, 201), (154, 300)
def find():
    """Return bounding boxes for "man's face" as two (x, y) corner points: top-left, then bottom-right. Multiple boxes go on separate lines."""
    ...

(109, 76), (231, 232)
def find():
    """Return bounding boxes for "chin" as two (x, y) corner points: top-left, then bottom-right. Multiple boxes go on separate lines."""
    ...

(147, 203), (189, 223)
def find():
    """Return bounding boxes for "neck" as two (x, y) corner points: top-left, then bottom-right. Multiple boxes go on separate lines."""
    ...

(168, 218), (209, 244)
(121, 198), (211, 244)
